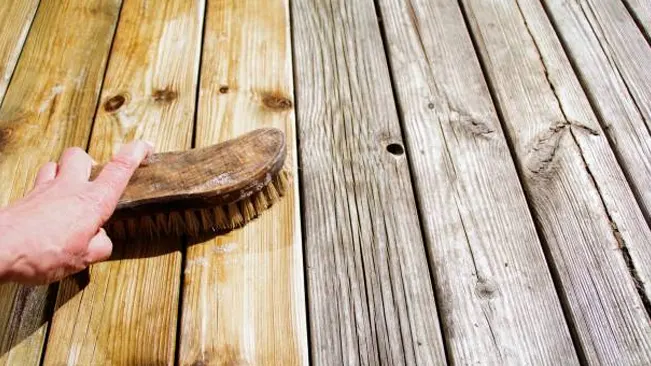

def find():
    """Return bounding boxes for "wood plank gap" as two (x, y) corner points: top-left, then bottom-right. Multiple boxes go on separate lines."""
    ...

(538, 0), (651, 304)
(42, 0), (205, 363)
(0, 0), (40, 107)
(0, 1), (124, 363)
(377, 0), (579, 363)
(459, 0), (651, 363)
(455, 3), (589, 362)
(621, 0), (651, 45)
(287, 1), (315, 364)
(83, 0), (127, 152)
(371, 0), (454, 363)
(293, 0), (449, 363)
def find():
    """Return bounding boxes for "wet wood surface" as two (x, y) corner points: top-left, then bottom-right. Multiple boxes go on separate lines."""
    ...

(0, 0), (649, 364)
(0, 1), (121, 363)
(42, 0), (203, 364)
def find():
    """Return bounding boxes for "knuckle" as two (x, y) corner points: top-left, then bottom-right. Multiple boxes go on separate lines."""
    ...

(110, 154), (138, 171)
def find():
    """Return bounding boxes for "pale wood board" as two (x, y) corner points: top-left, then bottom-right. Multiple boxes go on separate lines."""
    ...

(376, 0), (578, 363)
(0, 1), (122, 364)
(178, 0), (308, 364)
(542, 0), (651, 300)
(292, 0), (447, 364)
(0, 1), (39, 105)
(622, 0), (651, 42)
(461, 0), (651, 363)
(41, 0), (205, 364)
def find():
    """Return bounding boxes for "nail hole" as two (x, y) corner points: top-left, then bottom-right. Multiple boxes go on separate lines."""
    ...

(386, 143), (404, 156)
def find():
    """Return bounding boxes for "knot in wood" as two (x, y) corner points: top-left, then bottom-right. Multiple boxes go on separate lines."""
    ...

(104, 95), (126, 112)
(262, 93), (293, 110)
(219, 85), (230, 94)
(475, 278), (498, 299)
(0, 127), (13, 147)
(153, 88), (178, 103)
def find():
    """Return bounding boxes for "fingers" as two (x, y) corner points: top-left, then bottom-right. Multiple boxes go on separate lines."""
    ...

(85, 228), (113, 263)
(58, 147), (93, 182)
(92, 141), (154, 217)
(34, 162), (58, 186)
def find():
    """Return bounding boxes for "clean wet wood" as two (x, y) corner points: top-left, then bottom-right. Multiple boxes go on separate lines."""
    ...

(0, 1), (121, 364)
(461, 0), (651, 363)
(0, 1), (39, 104)
(542, 0), (651, 300)
(42, 0), (204, 364)
(292, 0), (447, 364)
(376, 0), (577, 363)
(178, 0), (308, 364)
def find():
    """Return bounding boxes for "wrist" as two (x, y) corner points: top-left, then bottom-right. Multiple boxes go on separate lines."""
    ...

(0, 209), (22, 281)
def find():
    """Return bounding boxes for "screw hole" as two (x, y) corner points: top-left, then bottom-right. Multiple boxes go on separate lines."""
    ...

(386, 143), (405, 156)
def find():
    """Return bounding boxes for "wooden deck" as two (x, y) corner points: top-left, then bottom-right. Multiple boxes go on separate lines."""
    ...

(0, 0), (649, 364)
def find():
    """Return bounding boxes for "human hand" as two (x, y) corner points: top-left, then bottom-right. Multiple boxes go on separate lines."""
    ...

(0, 141), (154, 285)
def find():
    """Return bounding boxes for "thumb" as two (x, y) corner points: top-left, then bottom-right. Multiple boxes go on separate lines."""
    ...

(85, 228), (113, 263)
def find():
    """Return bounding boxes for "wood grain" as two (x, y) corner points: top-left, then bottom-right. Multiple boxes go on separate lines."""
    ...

(0, 1), (39, 105)
(89, 128), (286, 218)
(42, 0), (204, 364)
(178, 0), (308, 365)
(542, 0), (651, 300)
(292, 0), (447, 364)
(0, 1), (121, 364)
(622, 0), (651, 42)
(461, 0), (651, 363)
(376, 0), (578, 363)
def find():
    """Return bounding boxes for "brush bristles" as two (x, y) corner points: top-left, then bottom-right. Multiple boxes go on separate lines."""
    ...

(106, 170), (290, 240)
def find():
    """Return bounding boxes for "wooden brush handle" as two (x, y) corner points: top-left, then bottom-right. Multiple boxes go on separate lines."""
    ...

(90, 128), (287, 220)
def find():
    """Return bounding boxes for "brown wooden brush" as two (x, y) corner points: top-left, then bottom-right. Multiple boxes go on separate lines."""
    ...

(90, 128), (289, 239)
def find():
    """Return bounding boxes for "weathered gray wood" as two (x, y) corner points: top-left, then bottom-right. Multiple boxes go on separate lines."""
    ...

(622, 0), (651, 42)
(461, 0), (651, 364)
(375, 0), (578, 364)
(542, 0), (651, 301)
(292, 0), (447, 364)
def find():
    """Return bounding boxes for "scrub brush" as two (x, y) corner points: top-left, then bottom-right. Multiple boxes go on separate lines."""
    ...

(90, 127), (290, 239)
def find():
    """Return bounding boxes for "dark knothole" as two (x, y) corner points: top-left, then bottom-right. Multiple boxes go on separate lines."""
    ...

(386, 143), (405, 156)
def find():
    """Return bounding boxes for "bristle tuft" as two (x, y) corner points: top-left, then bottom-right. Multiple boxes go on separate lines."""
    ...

(253, 191), (269, 213)
(109, 221), (126, 240)
(227, 203), (244, 228)
(184, 210), (201, 237)
(126, 218), (139, 238)
(213, 206), (230, 230)
(141, 216), (157, 238)
(199, 209), (215, 232)
(169, 212), (185, 236)
(240, 199), (257, 222)
(274, 170), (289, 196)
(104, 169), (291, 238)
(155, 213), (171, 236)
(264, 180), (280, 203)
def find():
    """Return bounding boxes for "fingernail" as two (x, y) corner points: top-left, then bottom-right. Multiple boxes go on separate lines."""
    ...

(143, 140), (155, 150)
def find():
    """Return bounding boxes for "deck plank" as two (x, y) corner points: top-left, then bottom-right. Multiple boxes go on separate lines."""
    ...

(42, 0), (204, 364)
(542, 0), (651, 300)
(177, 0), (308, 364)
(292, 0), (447, 364)
(0, 1), (121, 364)
(375, 0), (578, 363)
(622, 0), (651, 42)
(461, 0), (651, 363)
(0, 1), (39, 105)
